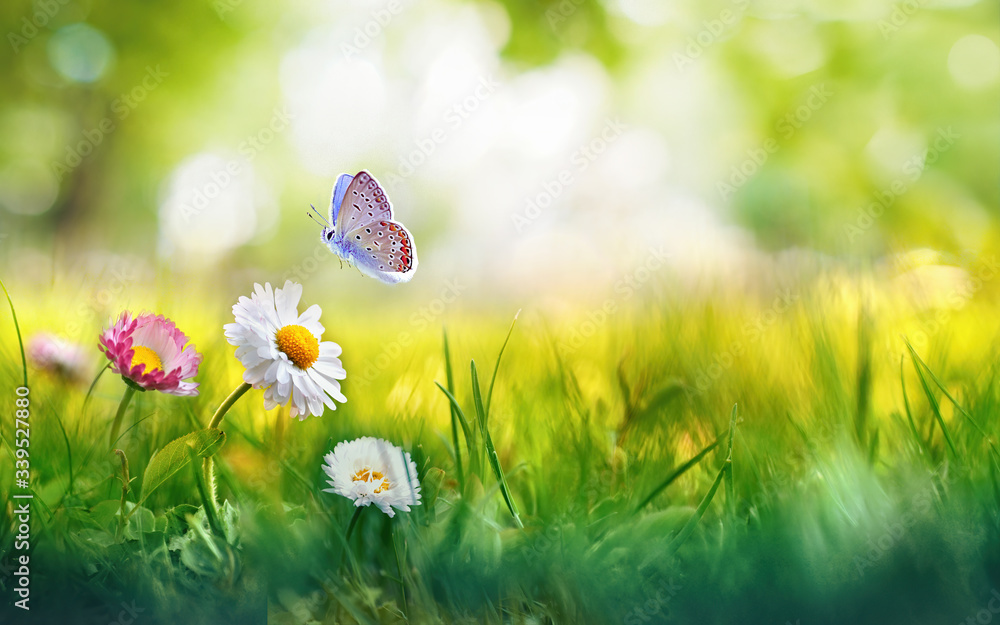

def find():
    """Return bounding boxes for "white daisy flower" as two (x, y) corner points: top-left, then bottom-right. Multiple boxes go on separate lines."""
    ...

(322, 437), (421, 518)
(223, 280), (347, 420)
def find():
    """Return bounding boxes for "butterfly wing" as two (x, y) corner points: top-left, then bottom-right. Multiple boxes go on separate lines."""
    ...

(335, 171), (395, 236)
(344, 219), (418, 284)
(328, 173), (355, 225)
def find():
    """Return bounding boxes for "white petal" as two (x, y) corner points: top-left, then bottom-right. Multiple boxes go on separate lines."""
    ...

(274, 281), (302, 326)
(297, 304), (325, 336)
(319, 342), (343, 359)
(310, 370), (347, 404)
(243, 360), (271, 385)
(313, 359), (346, 380)
(276, 363), (290, 384)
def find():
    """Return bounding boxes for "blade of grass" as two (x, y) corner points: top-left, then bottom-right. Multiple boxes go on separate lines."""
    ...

(70, 412), (157, 487)
(471, 360), (523, 528)
(867, 427), (880, 465)
(471, 360), (486, 428)
(470, 360), (489, 483)
(484, 310), (520, 418)
(0, 276), (28, 388)
(723, 404), (738, 516)
(903, 339), (958, 459)
(434, 381), (477, 476)
(392, 524), (409, 621)
(83, 361), (112, 413)
(443, 328), (465, 492)
(900, 355), (930, 458)
(634, 432), (723, 512)
(664, 464), (726, 559)
(50, 408), (74, 500)
(905, 338), (1000, 466)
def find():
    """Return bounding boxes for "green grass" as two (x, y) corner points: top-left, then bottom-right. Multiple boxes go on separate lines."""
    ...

(2, 269), (1000, 624)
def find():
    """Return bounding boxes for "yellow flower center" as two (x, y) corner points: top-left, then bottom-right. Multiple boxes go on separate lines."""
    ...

(130, 345), (162, 372)
(274, 324), (319, 369)
(352, 467), (390, 494)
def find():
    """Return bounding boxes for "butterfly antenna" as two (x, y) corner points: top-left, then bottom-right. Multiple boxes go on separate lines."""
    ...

(306, 208), (329, 229)
(308, 204), (330, 225)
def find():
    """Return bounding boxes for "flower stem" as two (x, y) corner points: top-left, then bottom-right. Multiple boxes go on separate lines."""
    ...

(114, 449), (130, 542)
(203, 381), (252, 527)
(346, 506), (364, 541)
(203, 457), (219, 523)
(208, 381), (252, 429)
(198, 456), (225, 539)
(392, 523), (409, 620)
(109, 385), (137, 448)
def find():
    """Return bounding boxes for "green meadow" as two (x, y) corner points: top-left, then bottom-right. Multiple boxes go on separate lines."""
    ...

(1, 0), (998, 622)
(2, 258), (1000, 624)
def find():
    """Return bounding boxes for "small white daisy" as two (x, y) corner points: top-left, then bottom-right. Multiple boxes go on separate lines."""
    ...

(322, 437), (421, 518)
(223, 280), (346, 420)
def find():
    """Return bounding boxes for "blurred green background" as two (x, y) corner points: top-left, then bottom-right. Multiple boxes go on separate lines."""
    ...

(2, 2), (1000, 623)
(0, 0), (997, 304)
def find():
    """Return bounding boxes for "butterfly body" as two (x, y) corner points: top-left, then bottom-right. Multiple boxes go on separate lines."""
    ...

(320, 171), (417, 284)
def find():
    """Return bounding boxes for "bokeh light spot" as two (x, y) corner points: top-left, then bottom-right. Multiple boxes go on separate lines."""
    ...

(47, 23), (115, 84)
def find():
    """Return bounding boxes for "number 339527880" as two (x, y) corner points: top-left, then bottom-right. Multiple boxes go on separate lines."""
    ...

(15, 387), (29, 483)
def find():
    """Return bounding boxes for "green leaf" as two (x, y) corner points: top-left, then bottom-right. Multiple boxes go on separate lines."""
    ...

(218, 500), (241, 546)
(90, 499), (122, 531)
(140, 428), (226, 504)
(124, 506), (156, 540)
(77, 528), (116, 549)
(164, 504), (200, 537)
(168, 504), (239, 580)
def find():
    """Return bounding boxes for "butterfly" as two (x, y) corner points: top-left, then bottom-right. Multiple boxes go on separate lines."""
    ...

(310, 170), (418, 284)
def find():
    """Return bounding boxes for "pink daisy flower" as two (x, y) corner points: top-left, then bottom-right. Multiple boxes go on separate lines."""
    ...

(28, 332), (91, 383)
(99, 312), (203, 396)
